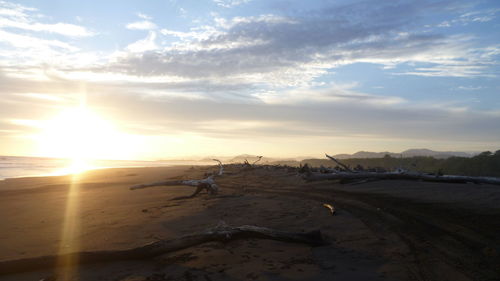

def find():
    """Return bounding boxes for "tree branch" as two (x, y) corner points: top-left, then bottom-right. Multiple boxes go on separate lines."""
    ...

(325, 154), (353, 173)
(252, 156), (263, 165)
(212, 159), (224, 175)
(0, 223), (326, 275)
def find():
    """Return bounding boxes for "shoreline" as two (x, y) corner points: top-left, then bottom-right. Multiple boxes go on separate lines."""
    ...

(0, 155), (215, 181)
(0, 165), (165, 181)
(0, 162), (211, 182)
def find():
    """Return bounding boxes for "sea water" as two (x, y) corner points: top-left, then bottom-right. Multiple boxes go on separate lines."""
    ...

(0, 156), (196, 180)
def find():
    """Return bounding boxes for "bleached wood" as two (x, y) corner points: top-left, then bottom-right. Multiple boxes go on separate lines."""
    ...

(130, 159), (224, 195)
(305, 171), (500, 185)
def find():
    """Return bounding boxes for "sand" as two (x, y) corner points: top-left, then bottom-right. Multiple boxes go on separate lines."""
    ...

(0, 165), (499, 281)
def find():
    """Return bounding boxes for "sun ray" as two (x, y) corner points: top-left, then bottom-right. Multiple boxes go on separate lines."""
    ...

(56, 172), (82, 280)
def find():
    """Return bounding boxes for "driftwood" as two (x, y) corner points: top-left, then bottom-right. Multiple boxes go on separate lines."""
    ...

(305, 171), (500, 185)
(243, 156), (263, 168)
(213, 158), (224, 175)
(322, 203), (336, 215)
(130, 159), (224, 197)
(325, 154), (353, 172)
(303, 154), (500, 185)
(0, 223), (326, 275)
(252, 156), (263, 165)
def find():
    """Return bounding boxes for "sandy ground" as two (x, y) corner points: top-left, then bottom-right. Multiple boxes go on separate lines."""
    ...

(0, 165), (499, 281)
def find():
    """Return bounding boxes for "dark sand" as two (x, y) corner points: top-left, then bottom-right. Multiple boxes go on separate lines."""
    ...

(0, 165), (499, 281)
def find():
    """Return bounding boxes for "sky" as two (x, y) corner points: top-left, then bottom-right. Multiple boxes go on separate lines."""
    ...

(0, 0), (499, 160)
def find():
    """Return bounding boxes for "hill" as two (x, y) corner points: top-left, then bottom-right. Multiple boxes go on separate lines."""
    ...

(333, 148), (475, 159)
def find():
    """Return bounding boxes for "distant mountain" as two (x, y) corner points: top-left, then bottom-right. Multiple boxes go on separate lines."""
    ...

(197, 149), (476, 164)
(352, 151), (396, 158)
(333, 149), (474, 159)
(401, 149), (473, 158)
(199, 154), (311, 164)
(334, 151), (398, 159)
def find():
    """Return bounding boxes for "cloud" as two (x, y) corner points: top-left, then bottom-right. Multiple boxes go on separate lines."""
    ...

(457, 86), (483, 91)
(12, 93), (66, 102)
(432, 7), (500, 29)
(0, 62), (498, 155)
(96, 0), (498, 92)
(137, 13), (152, 20)
(0, 1), (94, 37)
(252, 83), (406, 106)
(4, 0), (497, 96)
(126, 20), (157, 30)
(213, 0), (251, 8)
(0, 1), (96, 77)
(457, 8), (500, 24)
(125, 31), (158, 53)
(0, 18), (94, 37)
(126, 13), (157, 30)
(0, 1), (35, 18)
(0, 29), (78, 50)
(76, 86), (500, 146)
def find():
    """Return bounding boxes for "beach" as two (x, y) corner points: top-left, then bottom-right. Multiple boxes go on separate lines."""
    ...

(0, 165), (499, 281)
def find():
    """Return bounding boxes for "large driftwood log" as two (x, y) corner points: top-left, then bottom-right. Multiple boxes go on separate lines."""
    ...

(325, 154), (353, 172)
(0, 223), (325, 275)
(305, 171), (500, 185)
(130, 159), (224, 196)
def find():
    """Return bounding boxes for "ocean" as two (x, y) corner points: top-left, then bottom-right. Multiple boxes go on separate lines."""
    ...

(0, 156), (199, 180)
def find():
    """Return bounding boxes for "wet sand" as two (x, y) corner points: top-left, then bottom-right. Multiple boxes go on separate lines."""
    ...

(0, 165), (498, 280)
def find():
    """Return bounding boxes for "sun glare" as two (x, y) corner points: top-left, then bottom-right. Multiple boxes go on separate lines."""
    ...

(37, 107), (131, 168)
(57, 158), (94, 175)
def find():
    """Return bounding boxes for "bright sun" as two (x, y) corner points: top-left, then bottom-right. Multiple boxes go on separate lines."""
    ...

(38, 107), (125, 164)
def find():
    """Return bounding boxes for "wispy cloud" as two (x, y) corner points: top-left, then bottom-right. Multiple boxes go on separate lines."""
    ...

(457, 86), (484, 91)
(213, 0), (252, 8)
(126, 13), (157, 30)
(126, 20), (157, 30)
(252, 83), (406, 106)
(91, 0), (496, 96)
(125, 31), (158, 52)
(0, 1), (94, 37)
(432, 7), (500, 28)
(0, 18), (94, 37)
(137, 12), (152, 20)
(0, 29), (78, 50)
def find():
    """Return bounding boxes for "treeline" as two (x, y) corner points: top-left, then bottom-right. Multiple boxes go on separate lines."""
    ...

(274, 150), (500, 177)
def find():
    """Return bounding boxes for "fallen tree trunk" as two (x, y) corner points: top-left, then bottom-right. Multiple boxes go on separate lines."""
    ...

(130, 177), (219, 197)
(305, 171), (500, 185)
(0, 223), (325, 275)
(130, 159), (224, 196)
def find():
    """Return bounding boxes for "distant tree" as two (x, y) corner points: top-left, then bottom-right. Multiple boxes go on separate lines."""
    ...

(477, 151), (492, 157)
